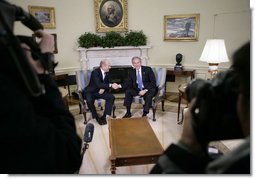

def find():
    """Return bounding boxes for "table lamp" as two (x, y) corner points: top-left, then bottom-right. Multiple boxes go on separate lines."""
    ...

(199, 39), (229, 78)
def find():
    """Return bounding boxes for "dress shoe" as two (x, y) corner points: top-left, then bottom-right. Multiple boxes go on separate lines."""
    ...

(95, 116), (103, 125)
(142, 112), (148, 117)
(100, 116), (107, 125)
(122, 112), (132, 118)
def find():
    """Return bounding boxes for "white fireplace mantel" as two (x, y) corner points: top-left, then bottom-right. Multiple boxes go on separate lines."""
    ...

(77, 46), (151, 70)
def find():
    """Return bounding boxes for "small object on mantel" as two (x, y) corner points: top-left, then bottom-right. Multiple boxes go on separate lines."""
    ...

(174, 53), (183, 71)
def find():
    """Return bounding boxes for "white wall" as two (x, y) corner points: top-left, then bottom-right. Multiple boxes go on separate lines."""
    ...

(9, 0), (251, 91)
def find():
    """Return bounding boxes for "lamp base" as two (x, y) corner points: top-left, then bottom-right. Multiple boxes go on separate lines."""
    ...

(208, 63), (219, 79)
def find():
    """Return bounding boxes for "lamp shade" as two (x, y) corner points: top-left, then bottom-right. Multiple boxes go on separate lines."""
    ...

(199, 39), (229, 63)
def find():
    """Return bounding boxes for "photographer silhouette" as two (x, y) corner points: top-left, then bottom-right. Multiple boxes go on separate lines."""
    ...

(151, 42), (250, 174)
(0, 1), (82, 173)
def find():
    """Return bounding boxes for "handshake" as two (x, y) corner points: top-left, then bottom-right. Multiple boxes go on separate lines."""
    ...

(111, 83), (121, 90)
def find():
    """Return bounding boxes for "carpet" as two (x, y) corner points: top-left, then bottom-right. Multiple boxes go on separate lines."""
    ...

(69, 99), (237, 174)
(70, 104), (182, 174)
(75, 109), (182, 175)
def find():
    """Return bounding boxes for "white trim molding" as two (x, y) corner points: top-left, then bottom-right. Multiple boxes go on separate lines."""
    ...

(77, 46), (151, 70)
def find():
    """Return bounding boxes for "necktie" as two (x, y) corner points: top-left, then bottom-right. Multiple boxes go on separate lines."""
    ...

(137, 70), (143, 90)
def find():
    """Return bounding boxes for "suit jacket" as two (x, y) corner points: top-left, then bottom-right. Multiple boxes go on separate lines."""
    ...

(122, 66), (157, 91)
(84, 67), (111, 94)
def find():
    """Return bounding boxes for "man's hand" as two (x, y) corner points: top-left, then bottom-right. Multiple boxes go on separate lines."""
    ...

(21, 30), (55, 74)
(111, 83), (120, 90)
(34, 30), (54, 53)
(21, 43), (45, 74)
(138, 89), (147, 96)
(179, 99), (205, 154)
(99, 89), (105, 94)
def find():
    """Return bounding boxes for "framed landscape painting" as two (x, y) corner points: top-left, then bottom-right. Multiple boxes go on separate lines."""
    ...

(164, 14), (200, 41)
(28, 6), (56, 29)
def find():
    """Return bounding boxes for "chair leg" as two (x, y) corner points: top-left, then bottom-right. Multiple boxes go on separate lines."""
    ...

(178, 108), (185, 125)
(79, 104), (82, 114)
(152, 106), (156, 122)
(83, 111), (87, 124)
(82, 101), (88, 124)
(161, 100), (165, 112)
(112, 104), (116, 118)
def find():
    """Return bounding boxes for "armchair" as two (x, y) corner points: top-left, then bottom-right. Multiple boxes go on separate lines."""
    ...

(75, 70), (116, 124)
(132, 67), (167, 121)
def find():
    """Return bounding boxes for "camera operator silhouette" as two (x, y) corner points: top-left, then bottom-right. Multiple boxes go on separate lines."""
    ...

(151, 42), (250, 174)
(0, 0), (82, 173)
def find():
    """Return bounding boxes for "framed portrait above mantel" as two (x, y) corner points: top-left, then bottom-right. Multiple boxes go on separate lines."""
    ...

(164, 14), (200, 41)
(28, 6), (56, 29)
(95, 0), (128, 32)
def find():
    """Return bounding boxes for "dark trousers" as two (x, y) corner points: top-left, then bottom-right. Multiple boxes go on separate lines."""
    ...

(84, 91), (115, 118)
(123, 88), (157, 113)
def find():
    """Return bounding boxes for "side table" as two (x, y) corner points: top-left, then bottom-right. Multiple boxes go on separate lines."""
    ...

(58, 87), (69, 109)
(53, 74), (70, 96)
(166, 68), (195, 81)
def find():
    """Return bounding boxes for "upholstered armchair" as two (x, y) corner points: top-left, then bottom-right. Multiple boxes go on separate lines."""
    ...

(132, 67), (167, 121)
(75, 70), (116, 124)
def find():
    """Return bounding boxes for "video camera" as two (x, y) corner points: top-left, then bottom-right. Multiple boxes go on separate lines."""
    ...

(185, 70), (243, 142)
(0, 0), (57, 96)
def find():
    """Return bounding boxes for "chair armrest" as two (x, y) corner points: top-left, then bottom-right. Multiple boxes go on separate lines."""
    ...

(153, 84), (166, 104)
(156, 83), (166, 97)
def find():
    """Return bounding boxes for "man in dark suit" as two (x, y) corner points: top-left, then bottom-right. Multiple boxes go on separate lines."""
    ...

(119, 56), (157, 118)
(83, 59), (118, 125)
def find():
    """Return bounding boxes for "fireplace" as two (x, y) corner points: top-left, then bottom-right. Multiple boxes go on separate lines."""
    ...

(77, 46), (150, 93)
(110, 65), (133, 93)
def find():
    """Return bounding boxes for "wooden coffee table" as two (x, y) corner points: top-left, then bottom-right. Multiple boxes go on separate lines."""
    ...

(108, 117), (164, 174)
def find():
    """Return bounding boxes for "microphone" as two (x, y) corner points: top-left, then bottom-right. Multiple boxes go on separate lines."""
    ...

(81, 123), (94, 157)
(84, 123), (94, 143)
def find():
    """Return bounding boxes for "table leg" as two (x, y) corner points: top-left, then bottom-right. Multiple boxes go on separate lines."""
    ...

(63, 96), (69, 109)
(110, 161), (116, 174)
(177, 92), (181, 124)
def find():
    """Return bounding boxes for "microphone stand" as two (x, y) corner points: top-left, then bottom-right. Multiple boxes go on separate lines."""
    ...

(75, 142), (90, 174)
(81, 142), (89, 158)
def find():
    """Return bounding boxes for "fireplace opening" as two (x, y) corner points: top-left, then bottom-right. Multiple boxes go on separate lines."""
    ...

(109, 65), (133, 93)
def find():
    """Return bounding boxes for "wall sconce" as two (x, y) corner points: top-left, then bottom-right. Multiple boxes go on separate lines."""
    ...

(199, 39), (229, 78)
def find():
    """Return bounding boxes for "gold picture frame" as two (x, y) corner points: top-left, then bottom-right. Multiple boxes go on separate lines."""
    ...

(28, 6), (56, 29)
(164, 14), (200, 41)
(95, 0), (128, 32)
